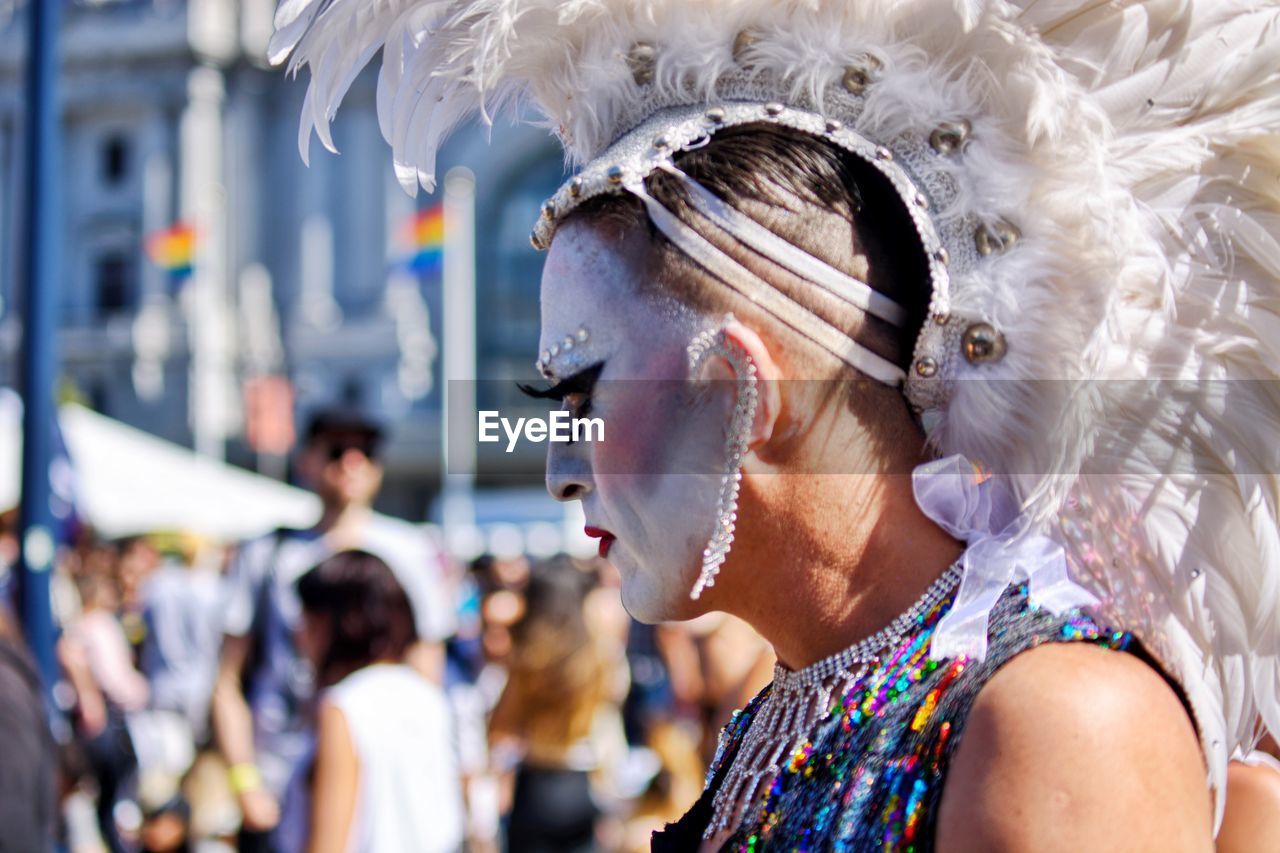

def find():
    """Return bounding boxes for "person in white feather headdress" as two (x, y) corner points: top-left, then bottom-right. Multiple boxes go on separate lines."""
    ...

(270, 0), (1280, 849)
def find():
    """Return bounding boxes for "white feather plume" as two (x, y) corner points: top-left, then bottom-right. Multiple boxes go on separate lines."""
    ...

(272, 0), (1280, 827)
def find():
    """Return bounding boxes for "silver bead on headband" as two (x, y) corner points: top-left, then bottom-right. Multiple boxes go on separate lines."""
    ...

(687, 320), (759, 601)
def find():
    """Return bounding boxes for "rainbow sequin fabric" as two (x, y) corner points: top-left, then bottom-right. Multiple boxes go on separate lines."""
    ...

(694, 584), (1132, 852)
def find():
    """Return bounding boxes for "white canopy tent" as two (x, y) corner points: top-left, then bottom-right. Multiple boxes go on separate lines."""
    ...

(1, 393), (319, 540)
(2, 392), (595, 553)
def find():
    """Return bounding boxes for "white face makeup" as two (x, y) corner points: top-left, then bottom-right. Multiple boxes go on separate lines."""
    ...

(539, 220), (732, 623)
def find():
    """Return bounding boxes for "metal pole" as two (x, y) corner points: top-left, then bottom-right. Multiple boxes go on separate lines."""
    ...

(181, 67), (230, 460)
(17, 0), (64, 691)
(441, 168), (477, 552)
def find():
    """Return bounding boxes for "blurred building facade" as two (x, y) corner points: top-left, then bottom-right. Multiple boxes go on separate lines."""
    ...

(0, 0), (564, 519)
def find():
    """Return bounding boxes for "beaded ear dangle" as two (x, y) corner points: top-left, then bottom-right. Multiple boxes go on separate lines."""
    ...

(687, 318), (759, 600)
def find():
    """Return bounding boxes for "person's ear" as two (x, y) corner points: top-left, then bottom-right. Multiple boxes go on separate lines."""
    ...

(717, 320), (783, 461)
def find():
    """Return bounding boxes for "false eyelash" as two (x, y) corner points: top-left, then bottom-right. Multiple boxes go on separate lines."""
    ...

(517, 362), (604, 402)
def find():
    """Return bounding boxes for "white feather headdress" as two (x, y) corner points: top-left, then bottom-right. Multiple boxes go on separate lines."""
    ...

(271, 0), (1280, 820)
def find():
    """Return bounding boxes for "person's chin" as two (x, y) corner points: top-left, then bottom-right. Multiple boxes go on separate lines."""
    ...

(618, 572), (666, 624)
(619, 568), (701, 625)
(621, 597), (671, 625)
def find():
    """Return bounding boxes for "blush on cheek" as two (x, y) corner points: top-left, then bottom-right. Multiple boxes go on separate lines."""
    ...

(593, 389), (672, 477)
(592, 343), (720, 480)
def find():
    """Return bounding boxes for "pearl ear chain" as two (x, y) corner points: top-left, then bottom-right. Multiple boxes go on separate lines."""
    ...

(705, 560), (965, 839)
(687, 321), (759, 601)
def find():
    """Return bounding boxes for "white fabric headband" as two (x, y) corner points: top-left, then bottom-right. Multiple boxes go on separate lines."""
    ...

(654, 164), (908, 328)
(627, 167), (908, 386)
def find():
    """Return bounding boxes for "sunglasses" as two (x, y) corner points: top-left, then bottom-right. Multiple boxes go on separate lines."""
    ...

(321, 439), (380, 462)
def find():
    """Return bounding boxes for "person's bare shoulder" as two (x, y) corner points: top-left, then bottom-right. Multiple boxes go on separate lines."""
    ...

(935, 642), (1212, 853)
(1218, 759), (1280, 853)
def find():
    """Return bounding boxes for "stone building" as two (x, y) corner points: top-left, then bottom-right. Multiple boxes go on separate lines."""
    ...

(0, 0), (565, 520)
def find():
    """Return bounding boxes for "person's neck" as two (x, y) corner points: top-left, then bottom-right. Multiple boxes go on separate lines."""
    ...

(727, 471), (963, 671)
(312, 500), (373, 545)
(321, 655), (400, 688)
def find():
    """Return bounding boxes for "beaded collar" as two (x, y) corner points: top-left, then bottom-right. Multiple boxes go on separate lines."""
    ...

(706, 561), (964, 839)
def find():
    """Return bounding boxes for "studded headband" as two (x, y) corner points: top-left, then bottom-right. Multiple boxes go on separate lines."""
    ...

(528, 83), (1014, 422)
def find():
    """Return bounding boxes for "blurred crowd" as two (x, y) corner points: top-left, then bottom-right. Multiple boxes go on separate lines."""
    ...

(0, 409), (774, 853)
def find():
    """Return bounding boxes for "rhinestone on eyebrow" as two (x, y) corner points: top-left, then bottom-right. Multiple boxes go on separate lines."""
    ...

(536, 325), (590, 375)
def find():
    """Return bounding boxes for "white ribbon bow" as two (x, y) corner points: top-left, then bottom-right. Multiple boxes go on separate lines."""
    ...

(913, 454), (1100, 661)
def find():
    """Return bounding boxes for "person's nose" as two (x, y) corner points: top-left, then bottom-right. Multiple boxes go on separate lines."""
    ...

(340, 447), (371, 469)
(546, 440), (593, 502)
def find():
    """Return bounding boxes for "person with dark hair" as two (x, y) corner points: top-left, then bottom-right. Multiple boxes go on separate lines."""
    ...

(294, 549), (420, 687)
(211, 409), (455, 851)
(275, 549), (463, 853)
(276, 2), (1280, 850)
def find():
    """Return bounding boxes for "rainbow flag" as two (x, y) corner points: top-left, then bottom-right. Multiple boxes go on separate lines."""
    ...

(145, 223), (197, 278)
(402, 204), (444, 273)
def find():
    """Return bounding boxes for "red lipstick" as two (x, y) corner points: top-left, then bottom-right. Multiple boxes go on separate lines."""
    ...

(584, 526), (616, 558)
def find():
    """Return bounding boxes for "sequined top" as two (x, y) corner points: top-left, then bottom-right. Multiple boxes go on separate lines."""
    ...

(652, 584), (1136, 852)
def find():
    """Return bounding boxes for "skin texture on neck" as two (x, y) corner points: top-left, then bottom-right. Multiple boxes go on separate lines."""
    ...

(314, 502), (374, 543)
(724, 469), (963, 671)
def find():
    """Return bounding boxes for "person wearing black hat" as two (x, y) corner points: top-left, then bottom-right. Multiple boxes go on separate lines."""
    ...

(211, 409), (455, 852)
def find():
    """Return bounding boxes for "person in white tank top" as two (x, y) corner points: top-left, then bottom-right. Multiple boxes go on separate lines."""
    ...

(280, 549), (464, 853)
